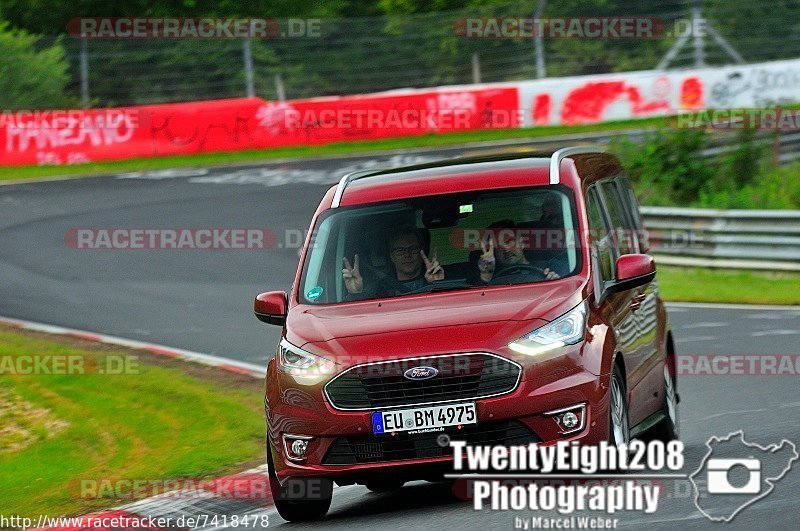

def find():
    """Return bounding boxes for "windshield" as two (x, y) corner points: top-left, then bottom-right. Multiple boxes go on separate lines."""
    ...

(300, 186), (581, 304)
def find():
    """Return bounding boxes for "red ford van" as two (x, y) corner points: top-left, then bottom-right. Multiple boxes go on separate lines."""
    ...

(255, 148), (679, 521)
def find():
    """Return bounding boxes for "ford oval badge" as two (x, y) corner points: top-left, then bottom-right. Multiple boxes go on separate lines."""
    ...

(403, 366), (438, 381)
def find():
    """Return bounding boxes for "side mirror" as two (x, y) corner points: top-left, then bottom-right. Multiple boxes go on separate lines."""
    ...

(254, 291), (288, 326)
(608, 254), (656, 294)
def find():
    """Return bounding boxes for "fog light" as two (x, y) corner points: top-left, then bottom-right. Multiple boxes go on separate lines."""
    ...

(561, 411), (579, 429)
(283, 434), (313, 461)
(291, 439), (308, 456)
(545, 403), (586, 435)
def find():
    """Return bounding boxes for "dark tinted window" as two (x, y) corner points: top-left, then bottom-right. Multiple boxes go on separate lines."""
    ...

(599, 181), (636, 255)
(586, 189), (615, 283)
(619, 177), (648, 251)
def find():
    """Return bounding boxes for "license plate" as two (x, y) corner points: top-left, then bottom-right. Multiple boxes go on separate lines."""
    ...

(372, 402), (477, 434)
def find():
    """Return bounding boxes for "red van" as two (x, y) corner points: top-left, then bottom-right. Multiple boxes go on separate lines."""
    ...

(255, 148), (679, 521)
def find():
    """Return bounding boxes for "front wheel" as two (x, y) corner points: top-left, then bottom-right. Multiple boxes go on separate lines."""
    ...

(267, 439), (332, 521)
(609, 364), (630, 446)
(650, 363), (679, 441)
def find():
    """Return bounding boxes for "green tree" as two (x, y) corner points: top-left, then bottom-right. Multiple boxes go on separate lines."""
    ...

(0, 21), (74, 109)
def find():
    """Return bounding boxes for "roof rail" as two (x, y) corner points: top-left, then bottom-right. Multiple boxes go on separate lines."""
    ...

(331, 170), (381, 208)
(332, 147), (605, 206)
(549, 146), (604, 185)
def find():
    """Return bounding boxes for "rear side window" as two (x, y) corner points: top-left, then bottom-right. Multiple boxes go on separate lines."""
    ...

(599, 181), (637, 256)
(586, 189), (615, 284)
(619, 177), (648, 251)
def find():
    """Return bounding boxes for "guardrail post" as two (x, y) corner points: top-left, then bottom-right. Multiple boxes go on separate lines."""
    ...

(773, 106), (782, 165)
(243, 38), (255, 98)
(691, 6), (706, 68)
(274, 74), (286, 101)
(534, 0), (547, 78)
(471, 53), (481, 84)
(80, 38), (90, 108)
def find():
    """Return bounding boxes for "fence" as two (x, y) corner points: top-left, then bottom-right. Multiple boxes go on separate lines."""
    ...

(39, 0), (800, 107)
(641, 207), (800, 271)
(4, 76), (800, 167)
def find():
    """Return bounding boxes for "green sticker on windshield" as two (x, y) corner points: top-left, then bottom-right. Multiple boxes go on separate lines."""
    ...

(306, 286), (323, 301)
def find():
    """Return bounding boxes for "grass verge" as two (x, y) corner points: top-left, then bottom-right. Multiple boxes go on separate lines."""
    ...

(658, 266), (800, 305)
(0, 116), (663, 182)
(0, 326), (265, 518)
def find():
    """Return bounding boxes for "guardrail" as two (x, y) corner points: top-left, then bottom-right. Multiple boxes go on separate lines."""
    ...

(641, 207), (800, 271)
(701, 130), (800, 165)
(467, 127), (800, 168)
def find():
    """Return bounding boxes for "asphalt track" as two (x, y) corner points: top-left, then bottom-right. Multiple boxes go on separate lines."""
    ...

(1, 150), (799, 530)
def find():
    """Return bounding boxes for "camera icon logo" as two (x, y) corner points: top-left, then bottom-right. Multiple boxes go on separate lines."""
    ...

(706, 458), (761, 494)
(689, 431), (798, 522)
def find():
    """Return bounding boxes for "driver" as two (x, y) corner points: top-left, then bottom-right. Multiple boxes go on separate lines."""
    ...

(342, 226), (444, 296)
(477, 219), (561, 284)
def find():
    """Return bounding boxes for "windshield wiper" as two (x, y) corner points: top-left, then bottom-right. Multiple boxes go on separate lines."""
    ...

(406, 280), (478, 294)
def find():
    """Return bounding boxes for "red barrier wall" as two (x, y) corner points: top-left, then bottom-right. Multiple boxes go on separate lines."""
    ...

(4, 58), (800, 167)
(0, 87), (518, 166)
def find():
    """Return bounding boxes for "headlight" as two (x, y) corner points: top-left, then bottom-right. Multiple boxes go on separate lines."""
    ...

(508, 301), (588, 356)
(278, 339), (336, 384)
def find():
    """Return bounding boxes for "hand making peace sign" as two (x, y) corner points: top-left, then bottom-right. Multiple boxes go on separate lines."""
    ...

(478, 238), (496, 274)
(342, 255), (363, 294)
(421, 248), (444, 283)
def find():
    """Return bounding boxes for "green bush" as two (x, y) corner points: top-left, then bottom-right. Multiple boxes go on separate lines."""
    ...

(697, 162), (800, 209)
(0, 21), (74, 109)
(613, 126), (800, 209)
(716, 129), (766, 188)
(611, 128), (714, 206)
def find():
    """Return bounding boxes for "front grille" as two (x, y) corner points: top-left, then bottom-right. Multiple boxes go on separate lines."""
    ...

(324, 353), (521, 410)
(322, 420), (538, 465)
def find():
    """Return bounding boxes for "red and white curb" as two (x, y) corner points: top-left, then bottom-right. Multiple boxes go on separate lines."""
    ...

(31, 465), (275, 530)
(0, 316), (265, 378)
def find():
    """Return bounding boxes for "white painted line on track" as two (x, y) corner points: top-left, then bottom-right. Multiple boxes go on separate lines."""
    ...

(682, 321), (730, 329)
(676, 335), (718, 343)
(665, 302), (800, 311)
(750, 329), (799, 336)
(0, 315), (265, 378)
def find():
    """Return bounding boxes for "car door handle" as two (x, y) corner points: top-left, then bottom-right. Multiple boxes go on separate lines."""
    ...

(629, 293), (646, 311)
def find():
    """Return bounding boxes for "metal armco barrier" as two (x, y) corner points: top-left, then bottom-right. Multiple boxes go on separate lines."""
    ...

(641, 207), (800, 271)
(701, 130), (800, 165)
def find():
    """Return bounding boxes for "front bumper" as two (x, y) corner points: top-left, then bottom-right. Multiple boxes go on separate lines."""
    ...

(266, 353), (611, 483)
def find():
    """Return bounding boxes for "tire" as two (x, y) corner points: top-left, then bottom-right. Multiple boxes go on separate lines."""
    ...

(365, 478), (405, 492)
(650, 363), (679, 441)
(266, 437), (332, 522)
(608, 363), (630, 446)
